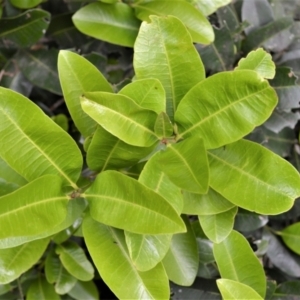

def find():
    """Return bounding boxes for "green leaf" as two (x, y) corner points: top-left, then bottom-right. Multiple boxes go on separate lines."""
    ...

(213, 230), (266, 298)
(217, 279), (263, 300)
(0, 179), (19, 197)
(0, 238), (49, 284)
(199, 207), (238, 243)
(0, 175), (69, 240)
(56, 241), (94, 282)
(86, 125), (156, 172)
(272, 281), (300, 299)
(0, 88), (82, 188)
(0, 9), (50, 48)
(58, 50), (113, 138)
(234, 209), (268, 232)
(155, 136), (209, 194)
(0, 156), (26, 187)
(125, 231), (172, 272)
(154, 112), (174, 139)
(188, 0), (232, 16)
(182, 188), (235, 215)
(235, 48), (275, 79)
(119, 78), (166, 114)
(280, 222), (300, 255)
(84, 170), (186, 234)
(68, 280), (99, 300)
(208, 139), (300, 214)
(72, 2), (140, 47)
(83, 216), (170, 300)
(81, 92), (159, 147)
(134, 15), (205, 120)
(133, 0), (214, 44)
(10, 0), (42, 9)
(162, 216), (199, 286)
(175, 70), (278, 149)
(27, 277), (60, 300)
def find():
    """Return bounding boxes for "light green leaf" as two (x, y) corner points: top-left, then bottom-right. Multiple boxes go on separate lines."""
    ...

(0, 175), (69, 240)
(235, 48), (275, 79)
(134, 15), (205, 120)
(208, 139), (300, 214)
(154, 112), (174, 139)
(56, 241), (94, 282)
(0, 179), (18, 197)
(83, 216), (170, 300)
(199, 207), (237, 243)
(72, 2), (140, 47)
(81, 92), (159, 147)
(213, 230), (266, 298)
(217, 279), (263, 300)
(68, 280), (99, 300)
(119, 78), (166, 114)
(162, 216), (199, 286)
(188, 0), (232, 16)
(155, 136), (209, 194)
(0, 88), (82, 188)
(27, 277), (61, 300)
(84, 170), (186, 234)
(125, 232), (172, 272)
(58, 50), (113, 138)
(10, 0), (42, 8)
(183, 188), (235, 215)
(87, 125), (156, 172)
(280, 222), (300, 255)
(0, 238), (49, 284)
(175, 70), (278, 149)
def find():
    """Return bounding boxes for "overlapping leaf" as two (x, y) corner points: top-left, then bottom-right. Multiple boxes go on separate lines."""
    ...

(68, 280), (99, 300)
(27, 277), (60, 300)
(189, 0), (232, 16)
(280, 222), (300, 255)
(10, 0), (42, 8)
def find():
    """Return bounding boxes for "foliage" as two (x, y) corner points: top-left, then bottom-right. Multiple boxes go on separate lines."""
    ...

(1, 0), (300, 299)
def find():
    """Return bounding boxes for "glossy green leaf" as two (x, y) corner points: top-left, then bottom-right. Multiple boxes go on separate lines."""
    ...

(119, 78), (166, 114)
(189, 0), (232, 16)
(154, 112), (174, 139)
(86, 125), (156, 172)
(235, 48), (275, 79)
(0, 88), (82, 188)
(182, 188), (235, 215)
(58, 50), (113, 138)
(280, 222), (300, 255)
(0, 175), (69, 240)
(155, 136), (209, 194)
(0, 9), (50, 47)
(83, 216), (170, 300)
(10, 0), (42, 8)
(175, 70), (278, 149)
(72, 2), (140, 47)
(217, 279), (263, 300)
(84, 170), (186, 234)
(134, 15), (205, 120)
(0, 179), (18, 197)
(162, 216), (199, 286)
(68, 280), (99, 300)
(213, 230), (266, 298)
(133, 0), (214, 44)
(0, 238), (49, 284)
(199, 207), (238, 243)
(27, 277), (60, 300)
(208, 139), (300, 214)
(56, 241), (94, 282)
(81, 92), (158, 147)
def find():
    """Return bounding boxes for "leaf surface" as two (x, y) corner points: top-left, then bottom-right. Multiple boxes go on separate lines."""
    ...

(189, 0), (232, 16)
(154, 112), (174, 139)
(27, 277), (60, 300)
(280, 222), (300, 255)
(68, 280), (99, 300)
(9, 0), (42, 8)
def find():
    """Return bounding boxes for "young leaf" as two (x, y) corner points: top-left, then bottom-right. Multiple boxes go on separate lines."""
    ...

(162, 216), (199, 286)
(81, 92), (159, 147)
(133, 0), (214, 44)
(86, 126), (156, 172)
(199, 207), (238, 243)
(68, 280), (99, 300)
(9, 0), (42, 9)
(0, 88), (82, 188)
(27, 277), (60, 300)
(235, 48), (276, 79)
(213, 230), (266, 298)
(84, 170), (186, 234)
(58, 50), (113, 138)
(280, 222), (300, 255)
(208, 139), (300, 215)
(134, 15), (205, 120)
(189, 0), (232, 16)
(182, 188), (235, 215)
(175, 70), (278, 149)
(56, 241), (94, 282)
(0, 238), (49, 284)
(217, 279), (263, 300)
(83, 216), (170, 300)
(72, 2), (140, 47)
(155, 136), (209, 194)
(154, 112), (174, 139)
(119, 78), (166, 114)
(0, 175), (69, 240)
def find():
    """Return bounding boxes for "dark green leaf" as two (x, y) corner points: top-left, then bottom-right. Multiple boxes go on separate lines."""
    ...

(234, 209), (268, 232)
(27, 277), (60, 300)
(272, 281), (300, 299)
(10, 0), (43, 9)
(68, 280), (99, 300)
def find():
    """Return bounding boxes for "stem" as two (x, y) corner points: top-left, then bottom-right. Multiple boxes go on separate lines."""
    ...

(17, 278), (24, 300)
